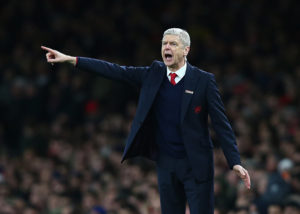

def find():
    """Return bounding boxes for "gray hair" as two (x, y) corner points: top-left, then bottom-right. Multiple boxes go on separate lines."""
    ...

(163, 28), (191, 47)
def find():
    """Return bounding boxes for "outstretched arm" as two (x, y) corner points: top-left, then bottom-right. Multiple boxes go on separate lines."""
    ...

(41, 46), (149, 87)
(41, 46), (76, 65)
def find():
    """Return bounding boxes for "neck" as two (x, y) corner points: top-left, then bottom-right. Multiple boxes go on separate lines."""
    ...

(168, 60), (186, 72)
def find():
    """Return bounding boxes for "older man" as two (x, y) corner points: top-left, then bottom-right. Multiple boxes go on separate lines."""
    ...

(42, 28), (250, 214)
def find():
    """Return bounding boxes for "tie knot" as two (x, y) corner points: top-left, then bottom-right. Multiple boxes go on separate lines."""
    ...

(169, 73), (177, 85)
(170, 73), (177, 78)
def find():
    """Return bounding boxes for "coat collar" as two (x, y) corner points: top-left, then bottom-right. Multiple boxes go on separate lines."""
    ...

(144, 61), (200, 124)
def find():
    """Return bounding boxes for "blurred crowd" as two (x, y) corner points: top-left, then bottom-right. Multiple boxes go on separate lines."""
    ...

(0, 0), (300, 213)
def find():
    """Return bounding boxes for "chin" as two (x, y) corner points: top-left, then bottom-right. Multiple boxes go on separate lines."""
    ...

(163, 60), (173, 67)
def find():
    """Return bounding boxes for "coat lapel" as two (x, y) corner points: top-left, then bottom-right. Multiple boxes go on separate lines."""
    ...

(143, 65), (165, 114)
(180, 63), (199, 123)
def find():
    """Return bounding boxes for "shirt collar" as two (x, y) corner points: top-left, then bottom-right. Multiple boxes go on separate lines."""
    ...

(166, 62), (187, 79)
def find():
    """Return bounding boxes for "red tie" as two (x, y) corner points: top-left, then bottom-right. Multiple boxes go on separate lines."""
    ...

(169, 73), (177, 85)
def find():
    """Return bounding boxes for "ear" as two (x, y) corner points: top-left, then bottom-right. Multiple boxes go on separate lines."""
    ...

(183, 46), (190, 57)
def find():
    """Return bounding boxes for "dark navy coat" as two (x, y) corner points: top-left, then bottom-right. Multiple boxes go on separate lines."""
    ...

(77, 57), (241, 182)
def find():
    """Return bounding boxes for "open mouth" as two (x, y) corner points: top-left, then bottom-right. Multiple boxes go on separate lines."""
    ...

(164, 53), (173, 61)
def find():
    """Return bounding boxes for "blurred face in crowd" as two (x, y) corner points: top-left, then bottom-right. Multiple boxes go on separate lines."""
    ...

(161, 34), (190, 71)
(268, 205), (282, 214)
(283, 206), (300, 214)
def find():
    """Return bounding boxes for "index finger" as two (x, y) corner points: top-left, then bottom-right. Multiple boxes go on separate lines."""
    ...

(41, 46), (56, 53)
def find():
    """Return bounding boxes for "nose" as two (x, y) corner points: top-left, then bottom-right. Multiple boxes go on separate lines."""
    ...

(165, 43), (171, 49)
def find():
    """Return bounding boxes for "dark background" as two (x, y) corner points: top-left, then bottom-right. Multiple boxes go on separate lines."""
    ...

(0, 0), (299, 214)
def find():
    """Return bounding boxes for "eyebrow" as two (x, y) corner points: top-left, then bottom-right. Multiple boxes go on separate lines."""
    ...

(162, 40), (178, 44)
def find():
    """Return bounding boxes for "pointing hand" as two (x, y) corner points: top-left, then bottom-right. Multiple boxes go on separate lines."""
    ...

(41, 46), (76, 65)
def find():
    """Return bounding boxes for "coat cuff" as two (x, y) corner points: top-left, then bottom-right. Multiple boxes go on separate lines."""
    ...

(75, 57), (79, 67)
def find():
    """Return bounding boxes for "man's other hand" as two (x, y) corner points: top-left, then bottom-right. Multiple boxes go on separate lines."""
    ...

(233, 165), (251, 189)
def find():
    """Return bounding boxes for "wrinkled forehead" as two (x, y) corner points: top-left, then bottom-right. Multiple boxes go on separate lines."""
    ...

(162, 34), (182, 43)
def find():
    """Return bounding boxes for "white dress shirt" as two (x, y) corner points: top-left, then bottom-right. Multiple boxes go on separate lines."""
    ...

(166, 63), (187, 84)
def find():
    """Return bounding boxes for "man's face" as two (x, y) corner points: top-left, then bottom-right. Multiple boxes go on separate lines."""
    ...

(161, 34), (190, 70)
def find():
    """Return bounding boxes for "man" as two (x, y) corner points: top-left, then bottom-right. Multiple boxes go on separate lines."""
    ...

(42, 28), (250, 214)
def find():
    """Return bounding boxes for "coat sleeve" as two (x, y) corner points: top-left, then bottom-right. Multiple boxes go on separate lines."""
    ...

(76, 57), (149, 88)
(206, 73), (241, 169)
